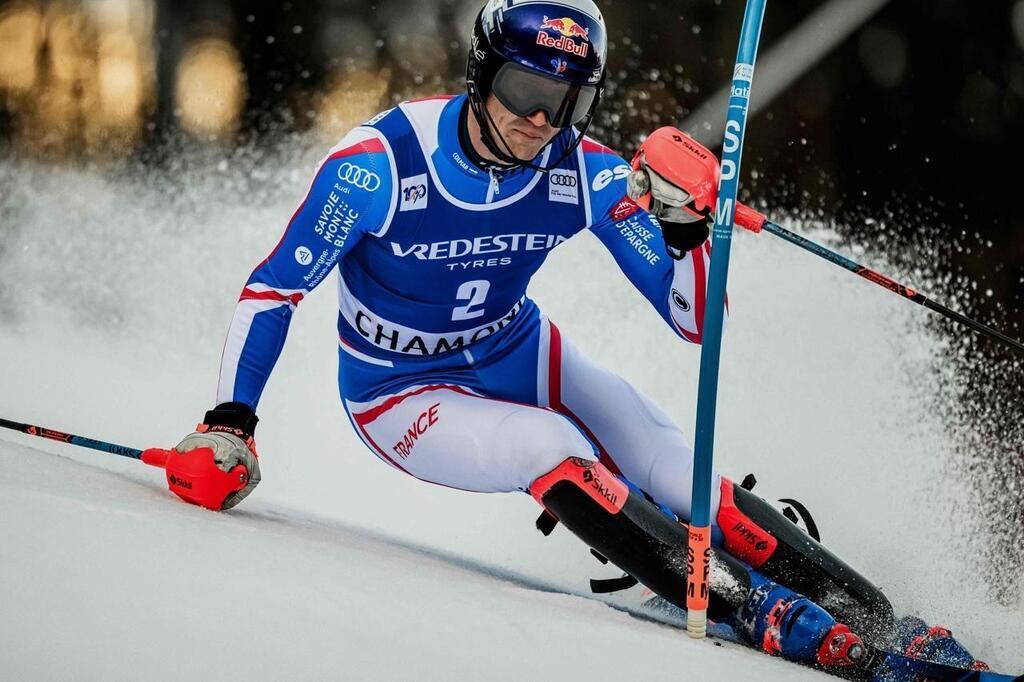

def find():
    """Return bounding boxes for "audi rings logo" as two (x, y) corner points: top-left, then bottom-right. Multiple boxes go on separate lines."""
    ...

(549, 169), (579, 205)
(337, 163), (381, 192)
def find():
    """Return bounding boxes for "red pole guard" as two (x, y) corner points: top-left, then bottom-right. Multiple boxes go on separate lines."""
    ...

(142, 447), (247, 511)
(736, 203), (767, 233)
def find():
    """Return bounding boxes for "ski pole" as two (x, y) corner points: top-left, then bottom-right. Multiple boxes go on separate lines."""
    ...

(0, 416), (160, 463)
(730, 211), (1024, 356)
(0, 416), (247, 509)
(687, 0), (768, 640)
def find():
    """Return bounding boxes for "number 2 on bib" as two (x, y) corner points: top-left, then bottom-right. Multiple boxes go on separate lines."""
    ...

(452, 280), (490, 321)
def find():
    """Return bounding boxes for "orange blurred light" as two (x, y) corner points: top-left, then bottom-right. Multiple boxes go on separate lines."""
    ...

(46, 4), (88, 84)
(316, 68), (390, 140)
(6, 0), (156, 158)
(175, 38), (247, 139)
(0, 4), (43, 92)
(97, 31), (143, 125)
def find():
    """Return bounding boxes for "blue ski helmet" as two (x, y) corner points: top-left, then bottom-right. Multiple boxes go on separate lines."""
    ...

(466, 0), (608, 170)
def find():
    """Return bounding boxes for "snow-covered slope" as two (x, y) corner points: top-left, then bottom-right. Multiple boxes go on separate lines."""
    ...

(0, 440), (821, 681)
(0, 155), (1021, 678)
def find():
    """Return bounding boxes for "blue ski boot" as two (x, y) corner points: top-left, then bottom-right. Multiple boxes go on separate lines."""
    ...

(731, 572), (867, 668)
(892, 616), (990, 671)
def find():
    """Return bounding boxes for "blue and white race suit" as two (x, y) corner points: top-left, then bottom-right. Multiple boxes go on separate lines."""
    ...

(217, 94), (725, 519)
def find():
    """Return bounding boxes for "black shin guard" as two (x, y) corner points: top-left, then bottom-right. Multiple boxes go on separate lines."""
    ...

(718, 478), (895, 645)
(530, 458), (751, 621)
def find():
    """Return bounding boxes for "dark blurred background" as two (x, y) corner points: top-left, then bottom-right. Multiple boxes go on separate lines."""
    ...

(0, 0), (1022, 594)
(0, 0), (1021, 321)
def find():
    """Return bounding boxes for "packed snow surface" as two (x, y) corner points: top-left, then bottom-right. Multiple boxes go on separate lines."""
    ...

(0, 441), (820, 681)
(1, 155), (1021, 679)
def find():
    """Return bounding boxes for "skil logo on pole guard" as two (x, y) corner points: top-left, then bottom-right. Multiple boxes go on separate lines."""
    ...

(537, 16), (589, 58)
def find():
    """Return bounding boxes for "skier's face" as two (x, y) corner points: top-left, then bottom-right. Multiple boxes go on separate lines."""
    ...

(485, 93), (560, 160)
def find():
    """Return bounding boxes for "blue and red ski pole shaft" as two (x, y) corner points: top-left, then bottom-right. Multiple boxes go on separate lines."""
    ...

(686, 0), (768, 639)
(744, 218), (1024, 356)
(0, 416), (161, 462)
(0, 416), (248, 510)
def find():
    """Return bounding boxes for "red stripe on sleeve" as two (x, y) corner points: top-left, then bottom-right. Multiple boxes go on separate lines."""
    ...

(255, 136), (386, 269)
(329, 138), (385, 160)
(582, 139), (618, 155)
(691, 247), (708, 340)
(406, 95), (456, 104)
(702, 241), (728, 315)
(239, 288), (305, 306)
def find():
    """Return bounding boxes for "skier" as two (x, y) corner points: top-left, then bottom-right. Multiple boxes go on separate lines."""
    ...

(166, 0), (986, 672)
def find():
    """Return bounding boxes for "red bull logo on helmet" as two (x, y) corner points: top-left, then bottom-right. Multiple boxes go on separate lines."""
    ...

(541, 16), (590, 39)
(537, 16), (590, 58)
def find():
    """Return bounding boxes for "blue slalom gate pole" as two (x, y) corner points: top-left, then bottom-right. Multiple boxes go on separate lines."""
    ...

(685, 0), (768, 639)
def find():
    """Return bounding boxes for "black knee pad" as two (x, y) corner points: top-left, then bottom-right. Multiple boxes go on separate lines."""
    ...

(530, 457), (751, 620)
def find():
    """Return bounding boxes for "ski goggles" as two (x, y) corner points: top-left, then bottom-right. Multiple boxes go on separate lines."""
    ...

(491, 62), (599, 128)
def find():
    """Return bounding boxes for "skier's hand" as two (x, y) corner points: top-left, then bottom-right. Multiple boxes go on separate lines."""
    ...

(169, 402), (261, 510)
(628, 127), (720, 259)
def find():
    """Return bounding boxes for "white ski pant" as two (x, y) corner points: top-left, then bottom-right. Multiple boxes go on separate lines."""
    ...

(342, 317), (722, 521)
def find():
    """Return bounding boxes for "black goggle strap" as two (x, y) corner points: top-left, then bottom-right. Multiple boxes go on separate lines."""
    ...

(552, 88), (580, 128)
